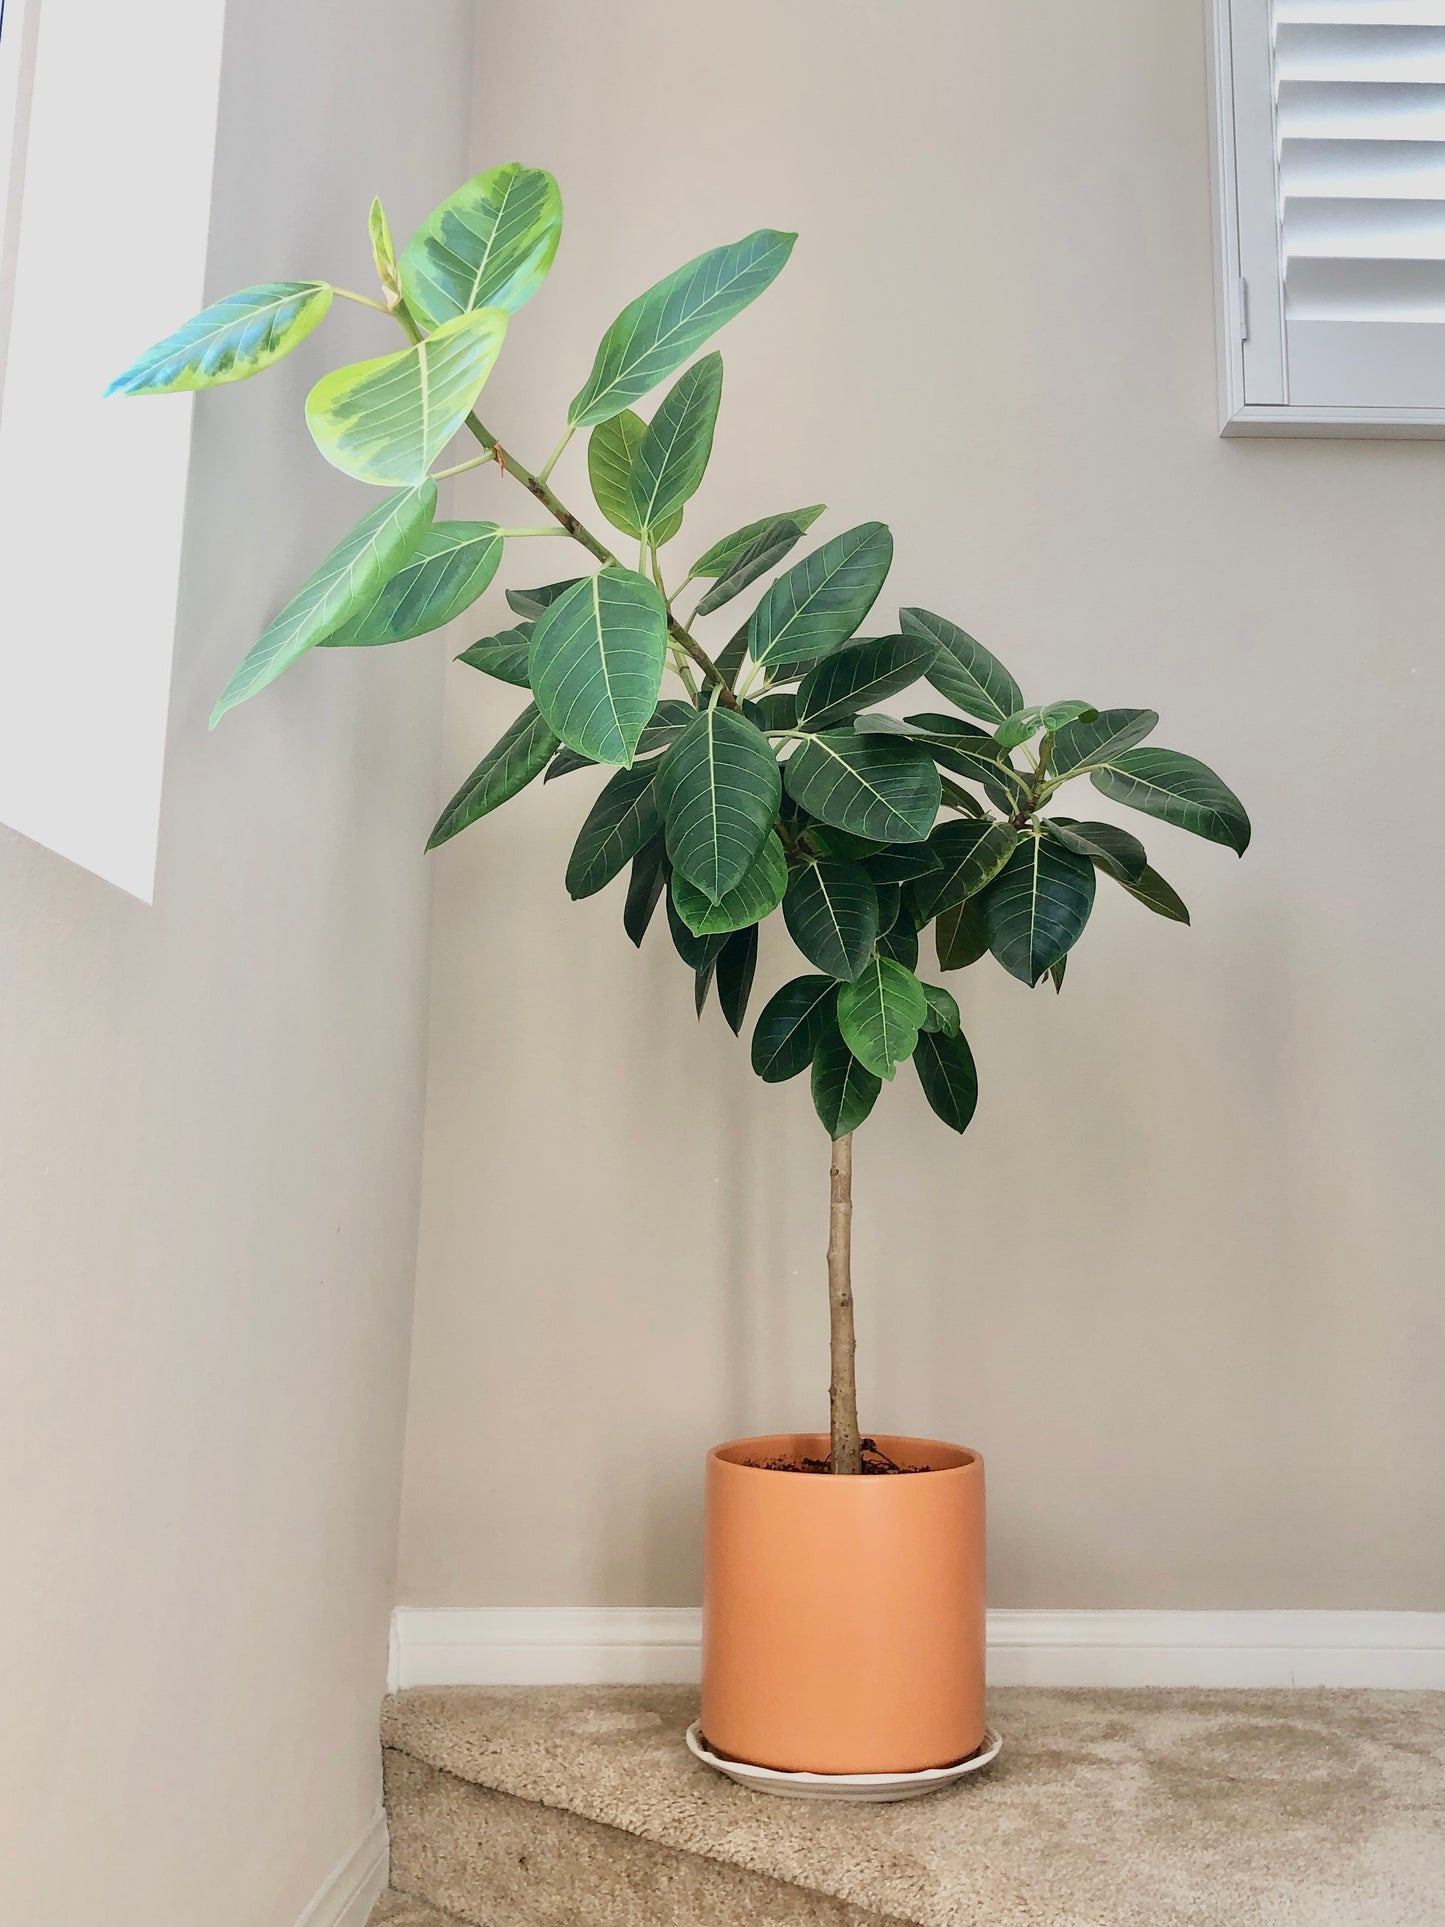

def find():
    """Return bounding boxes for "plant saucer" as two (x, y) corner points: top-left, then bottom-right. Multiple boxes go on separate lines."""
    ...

(684, 1721), (1002, 1802)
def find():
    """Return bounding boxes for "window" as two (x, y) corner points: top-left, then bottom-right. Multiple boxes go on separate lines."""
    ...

(1210, 0), (1445, 435)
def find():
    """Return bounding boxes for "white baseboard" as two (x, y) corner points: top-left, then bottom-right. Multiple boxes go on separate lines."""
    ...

(293, 1806), (388, 1927)
(389, 1606), (1445, 1693)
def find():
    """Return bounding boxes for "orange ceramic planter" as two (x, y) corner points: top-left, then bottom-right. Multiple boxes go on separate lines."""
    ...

(700, 1433), (985, 1774)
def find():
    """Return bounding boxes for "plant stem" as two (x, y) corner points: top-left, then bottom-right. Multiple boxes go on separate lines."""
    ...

(331, 286), (393, 313)
(827, 1132), (862, 1476)
(537, 426), (574, 484)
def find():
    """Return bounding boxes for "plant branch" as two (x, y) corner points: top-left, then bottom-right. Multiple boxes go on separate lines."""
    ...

(828, 1132), (862, 1476)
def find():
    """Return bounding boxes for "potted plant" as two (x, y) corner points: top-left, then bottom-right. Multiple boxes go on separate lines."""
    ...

(109, 163), (1250, 1788)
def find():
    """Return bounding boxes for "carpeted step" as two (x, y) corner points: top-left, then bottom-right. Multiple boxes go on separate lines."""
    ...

(375, 1682), (1445, 1927)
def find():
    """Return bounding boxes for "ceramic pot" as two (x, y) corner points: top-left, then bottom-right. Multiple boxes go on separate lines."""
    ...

(700, 1432), (985, 1775)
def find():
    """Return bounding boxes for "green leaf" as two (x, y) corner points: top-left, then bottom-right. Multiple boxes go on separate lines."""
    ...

(782, 730), (940, 843)
(748, 523), (893, 673)
(695, 953), (718, 1016)
(691, 506), (826, 618)
(529, 569), (668, 766)
(1049, 957), (1068, 993)
(935, 895), (988, 971)
(656, 704), (781, 901)
(426, 702), (559, 848)
(458, 623), (532, 687)
(920, 983), (961, 1035)
(322, 522), (503, 646)
(808, 825), (888, 860)
(876, 915), (920, 969)
(1090, 748), (1251, 855)
(1041, 700), (1098, 731)
(914, 820), (1020, 920)
(671, 832), (788, 934)
(939, 778), (984, 818)
(810, 1023), (883, 1136)
(624, 840), (668, 946)
(796, 635), (938, 730)
(716, 926), (759, 1035)
(836, 955), (928, 1080)
(914, 1029), (978, 1133)
(782, 856), (879, 981)
(626, 353), (722, 540)
(369, 199), (401, 305)
(637, 698), (702, 754)
(306, 308), (508, 486)
(980, 833), (1097, 986)
(667, 891), (726, 969)
(399, 163), (563, 326)
(995, 701), (1096, 750)
(1112, 863), (1191, 924)
(862, 845), (943, 884)
(587, 411), (655, 543)
(1042, 817), (1148, 882)
(565, 763), (662, 899)
(873, 881), (902, 935)
(211, 482), (435, 723)
(890, 713), (1030, 812)
(106, 282), (333, 396)
(1048, 707), (1159, 778)
(754, 690), (798, 733)
(899, 608), (1022, 726)
(751, 975), (837, 1082)
(568, 229), (796, 428)
(507, 578), (582, 621)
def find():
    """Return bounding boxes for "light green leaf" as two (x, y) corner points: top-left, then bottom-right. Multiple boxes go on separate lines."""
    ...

(783, 856), (879, 981)
(1090, 748), (1251, 855)
(920, 983), (961, 1035)
(588, 411), (648, 541)
(914, 820), (1020, 920)
(935, 895), (988, 971)
(1042, 817), (1148, 882)
(782, 730), (940, 843)
(528, 568), (668, 766)
(836, 954), (928, 1080)
(107, 282), (333, 396)
(322, 522), (503, 646)
(568, 228), (795, 428)
(899, 608), (1022, 726)
(306, 308), (508, 486)
(914, 1028), (978, 1133)
(627, 353), (723, 540)
(457, 624), (531, 686)
(796, 635), (938, 730)
(1113, 863), (1191, 923)
(211, 482), (435, 724)
(1049, 707), (1158, 778)
(980, 832), (1097, 986)
(369, 199), (401, 306)
(426, 702), (560, 848)
(996, 701), (1095, 750)
(748, 523), (893, 672)
(810, 1023), (883, 1136)
(565, 763), (662, 899)
(656, 704), (781, 901)
(671, 832), (788, 934)
(399, 163), (563, 326)
(751, 975), (838, 1083)
(692, 504), (825, 576)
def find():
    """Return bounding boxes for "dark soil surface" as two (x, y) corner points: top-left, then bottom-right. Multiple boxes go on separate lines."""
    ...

(747, 1439), (926, 1475)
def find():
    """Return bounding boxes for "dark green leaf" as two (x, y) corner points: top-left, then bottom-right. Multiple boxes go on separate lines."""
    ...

(914, 1029), (978, 1133)
(807, 825), (888, 860)
(836, 955), (928, 1079)
(810, 1023), (883, 1136)
(544, 744), (597, 782)
(506, 578), (582, 621)
(667, 892), (726, 968)
(796, 634), (938, 730)
(692, 506), (827, 617)
(568, 229), (796, 427)
(670, 832), (788, 934)
(637, 698), (701, 754)
(1048, 707), (1158, 777)
(107, 282), (333, 396)
(1049, 956), (1068, 993)
(899, 608), (1022, 726)
(1112, 863), (1191, 923)
(323, 522), (504, 646)
(716, 926), (758, 1035)
(751, 975), (837, 1082)
(782, 857), (879, 981)
(873, 881), (902, 934)
(935, 896), (988, 971)
(920, 983), (961, 1034)
(692, 505), (826, 576)
(915, 820), (1020, 920)
(1090, 748), (1251, 855)
(627, 353), (722, 540)
(939, 778), (984, 818)
(754, 690), (797, 732)
(782, 730), (940, 843)
(980, 833), (1097, 985)
(565, 762), (662, 899)
(876, 916), (919, 969)
(716, 622), (751, 689)
(695, 954), (717, 1016)
(427, 702), (559, 848)
(748, 523), (894, 672)
(892, 713), (1030, 812)
(399, 163), (562, 326)
(624, 840), (667, 945)
(529, 568), (668, 766)
(458, 623), (532, 687)
(1042, 817), (1148, 882)
(862, 845), (943, 884)
(656, 704), (781, 901)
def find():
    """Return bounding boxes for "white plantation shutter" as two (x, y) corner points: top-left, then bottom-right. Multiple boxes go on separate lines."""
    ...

(1211, 0), (1445, 431)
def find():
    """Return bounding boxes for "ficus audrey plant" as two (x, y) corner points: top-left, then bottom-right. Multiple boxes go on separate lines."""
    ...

(109, 164), (1250, 1479)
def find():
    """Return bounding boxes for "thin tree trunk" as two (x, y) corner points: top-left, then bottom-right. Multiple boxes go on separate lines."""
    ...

(828, 1132), (862, 1475)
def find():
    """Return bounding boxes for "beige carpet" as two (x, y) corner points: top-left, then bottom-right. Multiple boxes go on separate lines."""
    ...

(376, 1684), (1445, 1926)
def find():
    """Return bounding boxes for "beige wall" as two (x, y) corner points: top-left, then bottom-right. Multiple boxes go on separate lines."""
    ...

(398, 0), (1445, 1612)
(0, 3), (472, 1923)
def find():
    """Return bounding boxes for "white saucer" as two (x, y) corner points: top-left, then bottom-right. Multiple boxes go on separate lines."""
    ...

(684, 1721), (1002, 1802)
